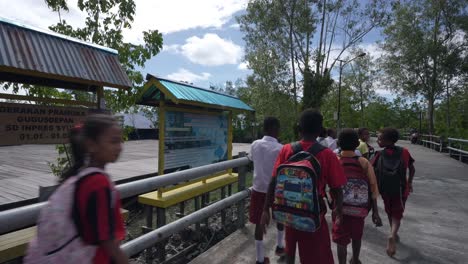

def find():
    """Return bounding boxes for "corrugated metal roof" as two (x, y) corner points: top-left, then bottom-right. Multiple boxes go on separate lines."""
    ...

(140, 75), (254, 112)
(0, 18), (131, 89)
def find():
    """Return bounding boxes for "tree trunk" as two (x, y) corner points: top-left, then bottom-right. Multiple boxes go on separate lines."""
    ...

(428, 95), (435, 134)
(316, 0), (327, 74)
(289, 0), (298, 115)
(446, 78), (450, 130)
(360, 84), (364, 127)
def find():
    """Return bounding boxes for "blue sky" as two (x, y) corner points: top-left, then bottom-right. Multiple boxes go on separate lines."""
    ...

(0, 0), (389, 95)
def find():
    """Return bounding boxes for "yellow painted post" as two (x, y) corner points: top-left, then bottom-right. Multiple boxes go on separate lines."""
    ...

(158, 100), (165, 198)
(228, 111), (233, 174)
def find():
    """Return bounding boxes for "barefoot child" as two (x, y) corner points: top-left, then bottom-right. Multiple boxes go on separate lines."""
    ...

(333, 129), (382, 264)
(262, 109), (346, 264)
(372, 128), (415, 257)
(249, 117), (285, 264)
(25, 114), (128, 264)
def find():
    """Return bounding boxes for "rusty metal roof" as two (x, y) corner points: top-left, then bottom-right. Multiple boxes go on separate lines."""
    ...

(0, 17), (131, 90)
(139, 74), (254, 112)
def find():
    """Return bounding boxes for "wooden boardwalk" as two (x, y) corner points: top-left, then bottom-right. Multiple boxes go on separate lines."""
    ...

(0, 140), (251, 209)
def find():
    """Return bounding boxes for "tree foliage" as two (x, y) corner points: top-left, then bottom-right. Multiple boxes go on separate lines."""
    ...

(237, 0), (388, 138)
(381, 0), (468, 133)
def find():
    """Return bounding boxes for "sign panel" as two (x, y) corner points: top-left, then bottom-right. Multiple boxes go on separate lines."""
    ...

(164, 110), (228, 171)
(0, 102), (89, 145)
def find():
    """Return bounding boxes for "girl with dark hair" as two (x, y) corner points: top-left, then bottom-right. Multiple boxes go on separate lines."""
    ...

(25, 114), (128, 264)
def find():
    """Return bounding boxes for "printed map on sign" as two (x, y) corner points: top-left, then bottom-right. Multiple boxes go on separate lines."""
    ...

(164, 111), (228, 171)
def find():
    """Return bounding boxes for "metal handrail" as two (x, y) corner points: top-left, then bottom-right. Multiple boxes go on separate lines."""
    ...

(0, 157), (251, 235)
(448, 137), (468, 144)
(122, 188), (251, 257)
(448, 138), (468, 161)
(421, 134), (443, 152)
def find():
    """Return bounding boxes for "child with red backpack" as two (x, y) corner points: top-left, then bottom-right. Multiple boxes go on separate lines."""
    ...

(333, 129), (382, 264)
(25, 114), (128, 264)
(261, 109), (347, 264)
(372, 128), (415, 257)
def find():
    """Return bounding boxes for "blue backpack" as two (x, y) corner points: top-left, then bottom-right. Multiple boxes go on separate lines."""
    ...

(272, 142), (325, 232)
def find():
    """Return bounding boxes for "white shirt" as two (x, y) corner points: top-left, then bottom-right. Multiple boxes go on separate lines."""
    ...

(317, 137), (329, 147)
(249, 136), (283, 193)
(333, 148), (362, 156)
(325, 136), (338, 151)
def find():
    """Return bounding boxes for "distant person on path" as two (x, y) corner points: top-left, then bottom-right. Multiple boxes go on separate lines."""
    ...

(25, 115), (128, 264)
(317, 127), (329, 148)
(249, 117), (285, 264)
(372, 128), (415, 257)
(357, 128), (374, 160)
(326, 128), (338, 151)
(333, 129), (382, 264)
(262, 109), (346, 264)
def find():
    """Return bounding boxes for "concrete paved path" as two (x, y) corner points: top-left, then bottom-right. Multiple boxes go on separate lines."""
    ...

(190, 141), (468, 264)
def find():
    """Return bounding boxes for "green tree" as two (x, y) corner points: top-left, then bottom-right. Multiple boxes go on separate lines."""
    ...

(381, 0), (467, 133)
(344, 48), (377, 127)
(238, 0), (388, 113)
(303, 0), (388, 109)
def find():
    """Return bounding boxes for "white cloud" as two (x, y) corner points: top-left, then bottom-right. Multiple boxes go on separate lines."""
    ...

(177, 33), (243, 66)
(2, 0), (248, 44)
(123, 0), (248, 43)
(163, 44), (181, 53)
(0, 0), (86, 31)
(229, 23), (240, 29)
(238, 61), (249, 70)
(167, 68), (211, 83)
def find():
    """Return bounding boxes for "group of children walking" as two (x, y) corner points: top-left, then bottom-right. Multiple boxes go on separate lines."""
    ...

(23, 109), (414, 264)
(249, 109), (415, 264)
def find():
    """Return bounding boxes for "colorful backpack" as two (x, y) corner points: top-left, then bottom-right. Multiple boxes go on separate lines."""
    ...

(24, 167), (113, 264)
(340, 156), (370, 218)
(272, 142), (325, 232)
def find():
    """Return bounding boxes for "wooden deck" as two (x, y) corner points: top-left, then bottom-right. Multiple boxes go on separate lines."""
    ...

(0, 140), (251, 209)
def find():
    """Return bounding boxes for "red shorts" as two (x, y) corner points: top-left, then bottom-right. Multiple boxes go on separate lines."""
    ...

(285, 217), (334, 264)
(332, 215), (365, 246)
(249, 189), (266, 224)
(382, 194), (407, 221)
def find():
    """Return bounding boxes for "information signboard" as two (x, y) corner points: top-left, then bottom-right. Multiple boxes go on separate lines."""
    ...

(0, 102), (89, 145)
(164, 110), (228, 171)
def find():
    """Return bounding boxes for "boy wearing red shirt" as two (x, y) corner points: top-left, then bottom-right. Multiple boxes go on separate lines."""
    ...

(261, 109), (347, 264)
(372, 128), (415, 257)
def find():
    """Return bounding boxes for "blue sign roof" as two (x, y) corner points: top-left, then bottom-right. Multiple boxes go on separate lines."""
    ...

(139, 74), (254, 112)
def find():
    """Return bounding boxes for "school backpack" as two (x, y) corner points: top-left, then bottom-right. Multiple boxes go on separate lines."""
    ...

(375, 146), (406, 196)
(24, 167), (114, 264)
(340, 156), (370, 218)
(272, 142), (325, 232)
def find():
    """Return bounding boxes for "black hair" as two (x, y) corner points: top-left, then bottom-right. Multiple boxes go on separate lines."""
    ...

(327, 128), (336, 137)
(358, 127), (369, 137)
(338, 128), (360, 151)
(60, 114), (118, 182)
(299, 109), (323, 136)
(263, 116), (280, 134)
(319, 127), (327, 138)
(380, 127), (399, 143)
